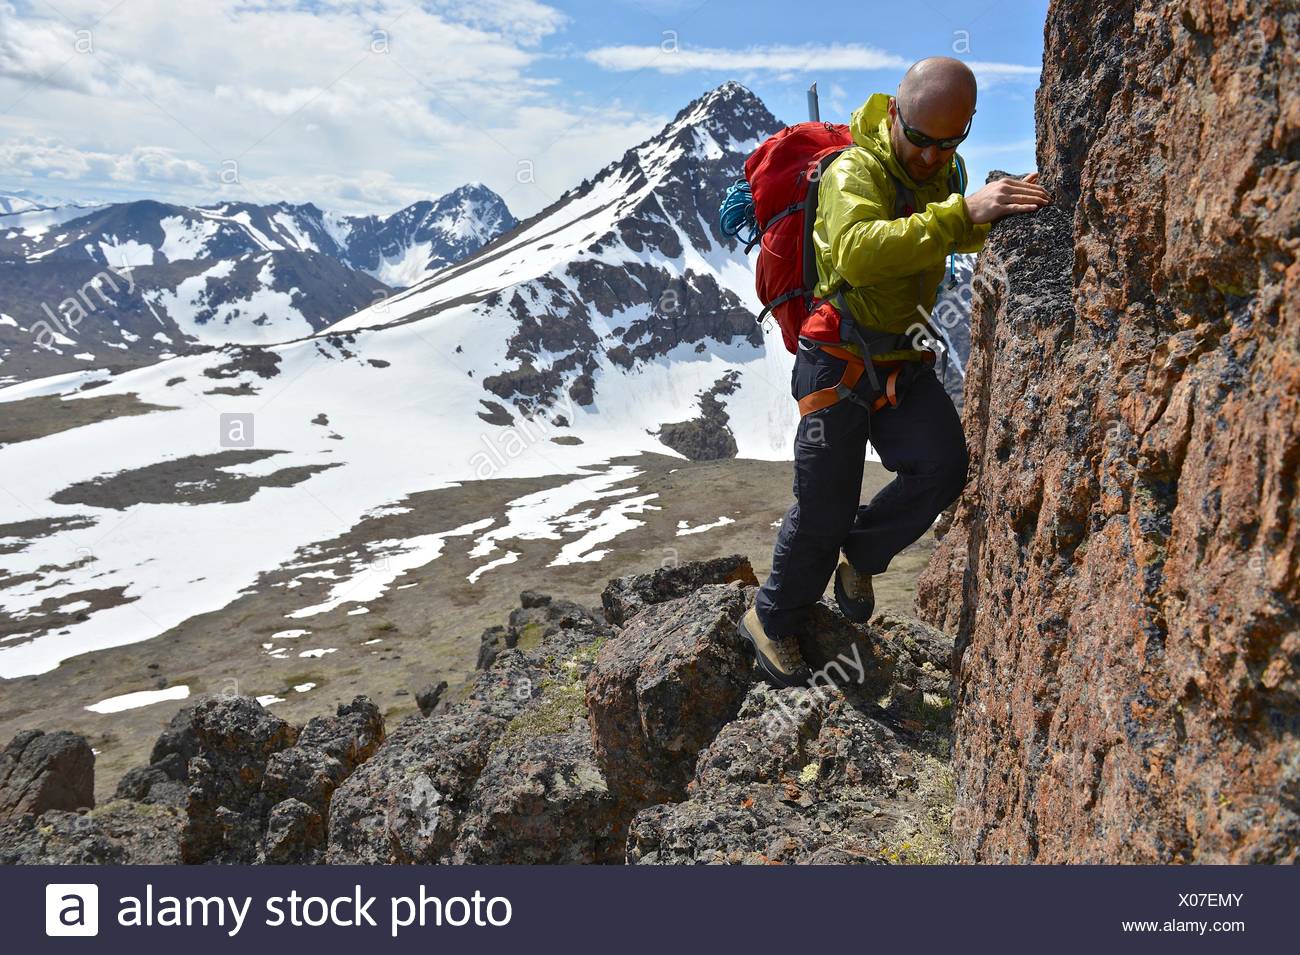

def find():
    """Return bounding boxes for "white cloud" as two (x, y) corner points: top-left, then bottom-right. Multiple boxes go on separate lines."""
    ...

(0, 137), (208, 184)
(112, 145), (209, 185)
(424, 0), (568, 46)
(583, 42), (1040, 88)
(0, 0), (659, 217)
(586, 42), (908, 75)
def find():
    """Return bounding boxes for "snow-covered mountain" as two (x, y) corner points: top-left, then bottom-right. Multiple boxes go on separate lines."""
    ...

(0, 81), (794, 676)
(0, 185), (515, 384)
(0, 189), (105, 216)
(0, 81), (977, 680)
(329, 183), (516, 288)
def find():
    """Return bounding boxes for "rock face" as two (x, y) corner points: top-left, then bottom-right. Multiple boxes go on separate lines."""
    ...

(916, 0), (1299, 862)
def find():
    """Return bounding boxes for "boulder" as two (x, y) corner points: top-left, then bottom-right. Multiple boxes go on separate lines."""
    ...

(415, 681), (448, 717)
(329, 592), (617, 863)
(113, 762), (187, 808)
(326, 702), (517, 864)
(629, 667), (954, 865)
(585, 584), (754, 807)
(600, 554), (759, 626)
(262, 798), (326, 865)
(110, 699), (210, 806)
(0, 729), (94, 820)
(148, 698), (207, 778)
(260, 697), (386, 860)
(452, 730), (622, 864)
(475, 625), (513, 669)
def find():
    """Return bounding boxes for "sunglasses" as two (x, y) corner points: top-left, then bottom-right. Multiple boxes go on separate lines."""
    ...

(895, 103), (974, 150)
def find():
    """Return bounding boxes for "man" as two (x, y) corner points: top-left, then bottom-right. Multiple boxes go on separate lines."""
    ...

(739, 57), (1052, 687)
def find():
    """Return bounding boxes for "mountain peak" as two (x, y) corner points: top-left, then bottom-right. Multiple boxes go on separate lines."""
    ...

(671, 80), (772, 132)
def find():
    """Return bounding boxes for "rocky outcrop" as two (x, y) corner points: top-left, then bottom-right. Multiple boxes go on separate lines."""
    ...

(326, 595), (617, 864)
(1, 555), (962, 865)
(653, 371), (742, 461)
(0, 802), (183, 865)
(916, 0), (1299, 862)
(451, 730), (622, 864)
(587, 585), (754, 807)
(627, 684), (946, 864)
(600, 553), (758, 626)
(180, 697), (299, 863)
(0, 730), (94, 819)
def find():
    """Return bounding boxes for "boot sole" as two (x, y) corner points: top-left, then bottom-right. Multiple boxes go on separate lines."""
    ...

(834, 561), (875, 623)
(738, 612), (809, 689)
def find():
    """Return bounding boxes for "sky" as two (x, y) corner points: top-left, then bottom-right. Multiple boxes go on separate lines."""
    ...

(0, 0), (1049, 220)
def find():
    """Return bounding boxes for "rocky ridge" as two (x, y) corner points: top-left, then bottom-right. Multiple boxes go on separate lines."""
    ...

(0, 556), (959, 865)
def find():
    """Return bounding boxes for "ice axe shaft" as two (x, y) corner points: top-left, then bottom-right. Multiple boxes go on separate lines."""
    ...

(807, 83), (820, 122)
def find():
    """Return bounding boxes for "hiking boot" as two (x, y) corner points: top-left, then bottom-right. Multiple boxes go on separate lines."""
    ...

(739, 606), (810, 688)
(834, 555), (875, 623)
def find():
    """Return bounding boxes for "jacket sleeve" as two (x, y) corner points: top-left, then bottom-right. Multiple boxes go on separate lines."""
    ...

(823, 154), (984, 286)
(956, 215), (992, 253)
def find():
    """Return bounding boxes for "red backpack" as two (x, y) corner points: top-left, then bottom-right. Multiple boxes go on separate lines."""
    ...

(737, 121), (854, 354)
(720, 121), (966, 365)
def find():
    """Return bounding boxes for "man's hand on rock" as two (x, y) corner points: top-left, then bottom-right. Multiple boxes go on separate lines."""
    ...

(964, 172), (1052, 224)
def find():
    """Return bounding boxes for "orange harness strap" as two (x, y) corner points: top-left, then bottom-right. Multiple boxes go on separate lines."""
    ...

(796, 343), (912, 417)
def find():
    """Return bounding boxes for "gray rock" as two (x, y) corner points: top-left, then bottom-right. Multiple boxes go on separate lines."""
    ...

(328, 593), (616, 863)
(180, 697), (297, 863)
(296, 696), (385, 772)
(0, 729), (95, 820)
(626, 614), (960, 866)
(148, 699), (209, 778)
(113, 761), (187, 808)
(415, 681), (448, 716)
(262, 798), (325, 865)
(600, 554), (759, 626)
(0, 801), (182, 864)
(452, 730), (621, 864)
(326, 703), (515, 864)
(585, 584), (754, 808)
(261, 697), (384, 819)
(475, 625), (514, 670)
(262, 748), (348, 819)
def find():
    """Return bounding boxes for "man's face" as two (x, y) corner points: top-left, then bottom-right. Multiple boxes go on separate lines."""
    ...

(888, 95), (973, 183)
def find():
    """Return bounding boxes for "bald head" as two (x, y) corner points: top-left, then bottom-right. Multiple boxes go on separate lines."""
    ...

(897, 56), (977, 116)
(887, 57), (978, 183)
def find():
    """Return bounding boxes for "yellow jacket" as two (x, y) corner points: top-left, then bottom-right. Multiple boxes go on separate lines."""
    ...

(812, 92), (990, 361)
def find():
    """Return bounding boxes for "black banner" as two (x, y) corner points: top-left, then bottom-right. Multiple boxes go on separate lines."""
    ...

(11, 864), (1293, 952)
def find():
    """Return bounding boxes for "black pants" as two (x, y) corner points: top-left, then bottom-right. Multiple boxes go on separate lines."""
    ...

(754, 341), (970, 637)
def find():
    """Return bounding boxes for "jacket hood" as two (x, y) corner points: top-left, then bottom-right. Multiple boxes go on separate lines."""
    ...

(849, 91), (938, 190)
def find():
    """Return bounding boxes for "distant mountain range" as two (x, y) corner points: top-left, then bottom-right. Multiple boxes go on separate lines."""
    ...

(0, 184), (515, 384)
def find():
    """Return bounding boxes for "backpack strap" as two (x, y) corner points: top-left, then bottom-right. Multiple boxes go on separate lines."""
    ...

(800, 147), (853, 304)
